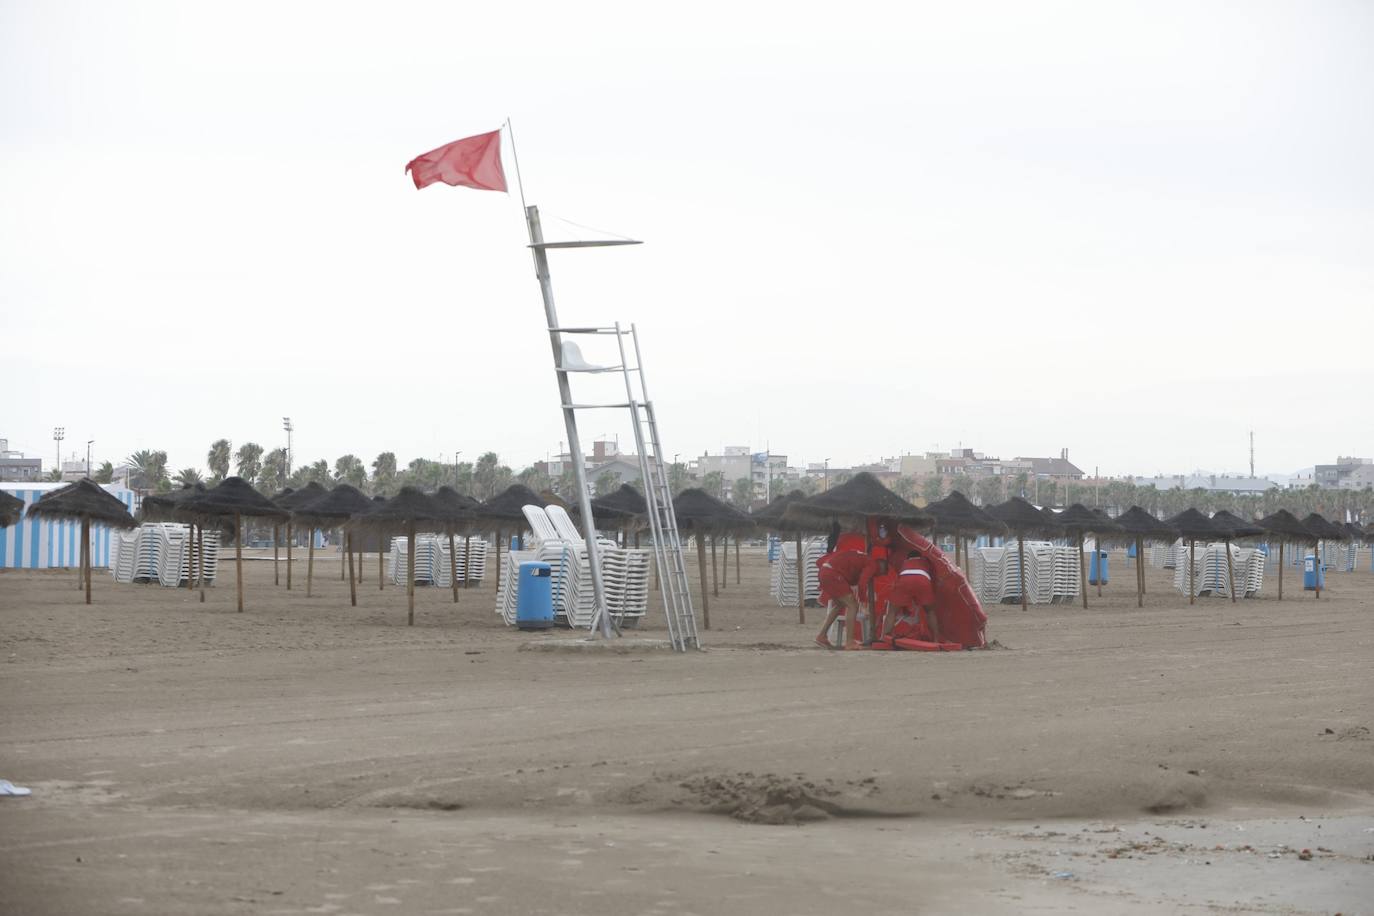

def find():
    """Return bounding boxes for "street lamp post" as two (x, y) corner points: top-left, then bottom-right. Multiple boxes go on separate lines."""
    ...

(86, 440), (94, 478)
(454, 451), (463, 488)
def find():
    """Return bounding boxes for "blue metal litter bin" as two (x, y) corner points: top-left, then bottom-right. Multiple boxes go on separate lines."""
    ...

(1089, 549), (1109, 585)
(1126, 542), (1137, 560)
(1303, 555), (1324, 591)
(515, 561), (554, 629)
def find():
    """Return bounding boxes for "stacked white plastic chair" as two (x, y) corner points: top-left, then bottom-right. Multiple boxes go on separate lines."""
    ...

(969, 546), (1005, 605)
(155, 524), (191, 587)
(109, 523), (218, 586)
(1052, 546), (1080, 602)
(771, 537), (824, 607)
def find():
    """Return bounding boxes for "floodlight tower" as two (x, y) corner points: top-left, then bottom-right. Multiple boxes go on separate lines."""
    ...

(86, 440), (94, 477)
(283, 417), (293, 483)
(53, 427), (65, 476)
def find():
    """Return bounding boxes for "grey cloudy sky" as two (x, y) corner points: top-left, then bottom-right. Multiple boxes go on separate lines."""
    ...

(3, 1), (1371, 479)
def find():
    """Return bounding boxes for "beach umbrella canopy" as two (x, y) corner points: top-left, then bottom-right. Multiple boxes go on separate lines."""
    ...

(1300, 513), (1348, 541)
(186, 477), (290, 522)
(278, 481), (329, 513)
(750, 490), (825, 532)
(986, 497), (1061, 537)
(352, 486), (446, 625)
(293, 484), (374, 528)
(1341, 521), (1367, 541)
(269, 486), (295, 505)
(139, 483), (208, 523)
(538, 489), (570, 511)
(0, 489), (23, 528)
(26, 479), (137, 530)
(1209, 510), (1266, 540)
(1256, 509), (1318, 544)
(1053, 503), (1119, 534)
(474, 484), (547, 524)
(1114, 507), (1179, 541)
(1163, 508), (1223, 540)
(673, 488), (755, 531)
(923, 491), (1007, 537)
(784, 472), (932, 528)
(593, 484), (648, 519)
(434, 486), (481, 533)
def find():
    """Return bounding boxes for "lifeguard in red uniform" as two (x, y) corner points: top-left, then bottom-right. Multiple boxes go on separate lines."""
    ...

(882, 552), (942, 643)
(814, 548), (882, 650)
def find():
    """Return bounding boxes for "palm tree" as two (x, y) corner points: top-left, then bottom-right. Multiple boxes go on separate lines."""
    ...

(207, 439), (232, 483)
(920, 475), (944, 504)
(334, 454), (366, 488)
(125, 449), (169, 492)
(260, 448), (288, 489)
(174, 467), (204, 487)
(701, 470), (725, 499)
(93, 461), (114, 484)
(372, 452), (397, 495)
(473, 451), (502, 500)
(235, 442), (264, 481)
(730, 476), (754, 507)
(46, 468), (63, 481)
(595, 471), (618, 497)
(669, 462), (692, 496)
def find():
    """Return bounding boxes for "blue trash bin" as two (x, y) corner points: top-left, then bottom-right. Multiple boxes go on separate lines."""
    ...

(1302, 555), (1325, 591)
(1089, 549), (1109, 585)
(1127, 542), (1137, 560)
(515, 561), (554, 629)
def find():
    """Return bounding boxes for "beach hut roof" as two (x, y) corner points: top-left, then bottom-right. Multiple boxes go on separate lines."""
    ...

(1163, 508), (1223, 539)
(784, 472), (932, 528)
(1113, 506), (1179, 540)
(923, 490), (1006, 536)
(185, 476), (289, 520)
(1255, 509), (1317, 545)
(292, 484), (375, 527)
(278, 481), (330, 512)
(986, 497), (1061, 536)
(1209, 510), (1266, 540)
(25, 479), (137, 529)
(673, 488), (755, 531)
(0, 489), (23, 528)
(1054, 503), (1121, 533)
(474, 484), (547, 523)
(1300, 513), (1348, 541)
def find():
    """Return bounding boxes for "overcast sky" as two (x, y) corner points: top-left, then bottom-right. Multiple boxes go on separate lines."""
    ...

(3, 1), (1371, 480)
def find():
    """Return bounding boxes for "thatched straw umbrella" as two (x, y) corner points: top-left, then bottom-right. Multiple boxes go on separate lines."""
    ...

(25, 479), (137, 604)
(473, 485), (547, 585)
(183, 477), (288, 613)
(435, 486), (480, 604)
(293, 484), (374, 607)
(1300, 514), (1348, 599)
(1052, 504), (1121, 608)
(590, 484), (648, 544)
(1255, 509), (1317, 601)
(750, 490), (827, 624)
(922, 490), (1006, 575)
(140, 483), (211, 596)
(1112, 507), (1179, 607)
(275, 482), (328, 594)
(538, 489), (570, 511)
(1208, 510), (1266, 604)
(352, 487), (445, 625)
(268, 487), (294, 586)
(0, 489), (24, 528)
(673, 488), (755, 630)
(985, 497), (1062, 612)
(1163, 509), (1222, 606)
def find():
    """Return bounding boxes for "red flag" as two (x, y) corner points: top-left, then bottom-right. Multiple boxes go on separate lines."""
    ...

(405, 129), (507, 192)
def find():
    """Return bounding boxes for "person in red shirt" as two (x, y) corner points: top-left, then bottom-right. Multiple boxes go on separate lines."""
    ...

(814, 548), (882, 650)
(883, 551), (941, 643)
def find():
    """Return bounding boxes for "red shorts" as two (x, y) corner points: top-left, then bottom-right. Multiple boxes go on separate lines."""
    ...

(818, 569), (854, 604)
(887, 572), (934, 611)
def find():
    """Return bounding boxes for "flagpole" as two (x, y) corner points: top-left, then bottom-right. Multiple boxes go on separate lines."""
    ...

(504, 118), (528, 213)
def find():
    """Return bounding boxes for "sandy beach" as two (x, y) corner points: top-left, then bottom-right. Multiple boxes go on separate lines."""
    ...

(2, 547), (1371, 914)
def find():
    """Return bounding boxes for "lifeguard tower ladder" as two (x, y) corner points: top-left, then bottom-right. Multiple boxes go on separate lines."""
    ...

(525, 205), (700, 651)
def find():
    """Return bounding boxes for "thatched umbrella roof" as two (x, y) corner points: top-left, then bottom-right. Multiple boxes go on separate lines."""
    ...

(673, 488), (755, 532)
(433, 486), (481, 534)
(351, 486), (445, 532)
(986, 497), (1061, 537)
(1209, 510), (1265, 540)
(1300, 513), (1348, 541)
(538, 489), (570, 511)
(1053, 503), (1119, 534)
(184, 477), (289, 522)
(26, 479), (137, 529)
(292, 484), (374, 528)
(139, 483), (207, 523)
(269, 486), (295, 505)
(278, 481), (330, 513)
(783, 472), (932, 528)
(1163, 508), (1223, 540)
(1256, 509), (1317, 544)
(1341, 521), (1367, 541)
(749, 490), (825, 533)
(0, 489), (23, 528)
(924, 491), (1007, 537)
(473, 484), (546, 524)
(1114, 506), (1179, 541)
(594, 484), (648, 518)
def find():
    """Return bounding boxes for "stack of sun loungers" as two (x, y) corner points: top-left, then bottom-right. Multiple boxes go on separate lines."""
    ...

(390, 535), (490, 587)
(110, 523), (218, 586)
(1172, 543), (1266, 597)
(969, 541), (1074, 604)
(769, 537), (824, 607)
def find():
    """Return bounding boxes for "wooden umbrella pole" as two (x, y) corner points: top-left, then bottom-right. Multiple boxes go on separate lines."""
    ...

(710, 534), (719, 597)
(1079, 531), (1088, 609)
(379, 530), (386, 590)
(720, 535), (727, 592)
(795, 530), (805, 624)
(340, 531), (346, 580)
(1225, 537), (1237, 603)
(81, 516), (91, 605)
(1277, 541), (1284, 601)
(1136, 536), (1144, 607)
(1189, 538), (1195, 605)
(347, 531), (357, 607)
(273, 526), (280, 586)
(462, 534), (471, 589)
(190, 523), (199, 593)
(449, 532), (459, 604)
(1018, 532), (1027, 612)
(695, 533), (711, 629)
(1096, 535), (1103, 598)
(735, 532), (741, 585)
(235, 511), (244, 612)
(1314, 539), (1321, 600)
(286, 522), (293, 590)
(407, 520), (417, 625)
(494, 528), (502, 593)
(307, 528), (315, 597)
(198, 524), (206, 603)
